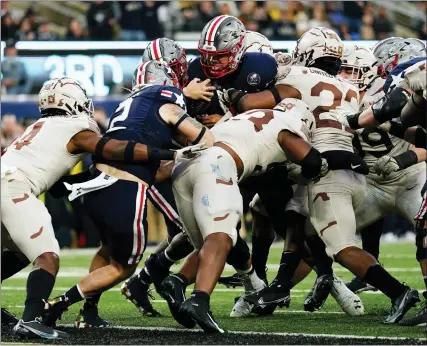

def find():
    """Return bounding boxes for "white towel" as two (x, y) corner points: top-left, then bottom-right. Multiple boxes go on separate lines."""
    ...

(65, 172), (118, 201)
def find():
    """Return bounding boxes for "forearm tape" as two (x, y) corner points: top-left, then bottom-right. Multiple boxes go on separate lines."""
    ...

(147, 147), (175, 161)
(393, 150), (418, 170)
(300, 148), (322, 179)
(388, 120), (406, 139)
(229, 89), (247, 114)
(414, 127), (427, 149)
(400, 93), (427, 129)
(269, 86), (282, 105)
(372, 87), (411, 124)
(347, 112), (362, 130)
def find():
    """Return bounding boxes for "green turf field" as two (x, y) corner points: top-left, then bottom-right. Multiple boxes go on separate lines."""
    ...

(2, 242), (427, 344)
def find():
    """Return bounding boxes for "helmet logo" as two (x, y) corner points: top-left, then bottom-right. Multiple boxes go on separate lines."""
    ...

(48, 95), (55, 104)
(247, 72), (261, 86)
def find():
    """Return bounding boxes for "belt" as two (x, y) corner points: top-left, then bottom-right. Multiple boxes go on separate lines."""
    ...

(214, 142), (244, 178)
(317, 119), (355, 134)
(96, 163), (149, 187)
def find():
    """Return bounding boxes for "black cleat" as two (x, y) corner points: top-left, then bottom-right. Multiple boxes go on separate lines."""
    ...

(160, 274), (195, 328)
(384, 286), (420, 324)
(74, 307), (110, 328)
(399, 291), (427, 327)
(121, 278), (162, 317)
(304, 274), (333, 312)
(252, 303), (278, 316)
(244, 280), (290, 308)
(42, 295), (69, 328)
(13, 318), (69, 340)
(145, 254), (171, 293)
(218, 273), (243, 288)
(1, 308), (18, 326)
(345, 276), (377, 294)
(180, 296), (224, 333)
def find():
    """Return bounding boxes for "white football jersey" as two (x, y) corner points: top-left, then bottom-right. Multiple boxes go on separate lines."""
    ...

(2, 116), (100, 196)
(276, 66), (360, 153)
(404, 59), (427, 99)
(211, 107), (313, 180)
(355, 75), (410, 169)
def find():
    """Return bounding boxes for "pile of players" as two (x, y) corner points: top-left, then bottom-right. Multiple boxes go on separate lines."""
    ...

(1, 14), (426, 339)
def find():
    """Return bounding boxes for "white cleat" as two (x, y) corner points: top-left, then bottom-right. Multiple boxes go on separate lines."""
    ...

(331, 274), (365, 316)
(230, 296), (254, 317)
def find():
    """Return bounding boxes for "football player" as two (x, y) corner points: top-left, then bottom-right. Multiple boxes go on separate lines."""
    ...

(41, 62), (214, 329)
(162, 98), (325, 333)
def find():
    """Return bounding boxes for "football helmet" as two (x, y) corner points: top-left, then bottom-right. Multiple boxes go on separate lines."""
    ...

(198, 15), (246, 79)
(38, 77), (93, 118)
(341, 45), (379, 91)
(244, 30), (274, 55)
(142, 38), (188, 88)
(292, 27), (343, 72)
(371, 37), (403, 78)
(132, 60), (180, 91)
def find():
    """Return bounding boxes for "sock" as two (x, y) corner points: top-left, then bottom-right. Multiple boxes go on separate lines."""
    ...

(174, 273), (189, 287)
(305, 235), (333, 276)
(158, 251), (175, 270)
(64, 285), (85, 305)
(360, 220), (383, 260)
(1, 251), (30, 282)
(363, 263), (405, 300)
(275, 251), (301, 288)
(22, 268), (55, 321)
(190, 290), (210, 304)
(138, 267), (153, 285)
(251, 235), (274, 280)
(236, 266), (265, 292)
(83, 293), (101, 310)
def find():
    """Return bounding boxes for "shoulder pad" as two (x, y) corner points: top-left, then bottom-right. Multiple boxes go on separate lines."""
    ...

(384, 57), (426, 93)
(238, 52), (278, 91)
(157, 86), (187, 111)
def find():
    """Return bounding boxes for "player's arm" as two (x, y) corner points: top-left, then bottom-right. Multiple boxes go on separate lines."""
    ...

(382, 120), (426, 149)
(278, 130), (327, 180)
(67, 130), (176, 162)
(226, 85), (301, 113)
(159, 103), (214, 146)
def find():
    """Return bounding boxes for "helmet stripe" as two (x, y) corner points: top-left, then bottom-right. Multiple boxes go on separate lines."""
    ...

(138, 61), (151, 85)
(206, 15), (228, 45)
(152, 39), (162, 61)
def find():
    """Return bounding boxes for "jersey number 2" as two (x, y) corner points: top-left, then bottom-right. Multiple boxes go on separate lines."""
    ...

(108, 98), (133, 133)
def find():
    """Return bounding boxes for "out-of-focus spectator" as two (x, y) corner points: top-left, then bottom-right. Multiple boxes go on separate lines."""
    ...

(339, 23), (352, 40)
(307, 4), (331, 30)
(253, 5), (272, 37)
(180, 6), (204, 32)
(271, 9), (297, 40)
(217, 1), (239, 17)
(86, 0), (116, 40)
(374, 7), (394, 40)
(118, 1), (146, 41)
(24, 7), (39, 32)
(92, 106), (109, 133)
(294, 2), (310, 37)
(360, 13), (375, 40)
(37, 22), (59, 41)
(16, 18), (36, 41)
(1, 113), (25, 149)
(1, 12), (18, 41)
(343, 1), (365, 33)
(66, 19), (86, 40)
(413, 2), (427, 40)
(198, 1), (219, 23)
(238, 1), (257, 26)
(141, 1), (164, 40)
(265, 0), (281, 22)
(1, 43), (30, 95)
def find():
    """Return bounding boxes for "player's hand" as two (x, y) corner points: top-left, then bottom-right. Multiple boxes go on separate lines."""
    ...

(373, 155), (401, 177)
(196, 114), (223, 128)
(183, 78), (215, 102)
(216, 89), (232, 114)
(274, 51), (292, 66)
(174, 142), (209, 162)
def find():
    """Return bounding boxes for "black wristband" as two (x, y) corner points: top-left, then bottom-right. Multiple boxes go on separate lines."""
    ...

(347, 112), (362, 130)
(414, 127), (427, 149)
(388, 120), (406, 139)
(269, 86), (282, 105)
(95, 137), (111, 159)
(147, 147), (175, 161)
(193, 126), (206, 144)
(394, 150), (418, 170)
(300, 147), (322, 179)
(124, 141), (137, 163)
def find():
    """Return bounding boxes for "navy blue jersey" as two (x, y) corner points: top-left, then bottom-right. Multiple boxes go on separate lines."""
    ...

(187, 52), (277, 116)
(384, 57), (426, 93)
(96, 85), (186, 185)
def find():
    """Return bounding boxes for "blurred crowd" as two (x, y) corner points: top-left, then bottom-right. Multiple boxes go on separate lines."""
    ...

(1, 1), (426, 42)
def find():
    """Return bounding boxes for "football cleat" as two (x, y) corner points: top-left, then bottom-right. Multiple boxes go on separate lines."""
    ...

(13, 318), (69, 340)
(218, 273), (243, 288)
(74, 307), (110, 328)
(331, 274), (364, 316)
(243, 279), (290, 308)
(1, 308), (18, 326)
(160, 274), (196, 328)
(304, 274), (333, 312)
(145, 254), (171, 293)
(384, 286), (420, 324)
(180, 296), (224, 333)
(42, 296), (69, 328)
(398, 291), (426, 327)
(345, 276), (377, 294)
(121, 279), (161, 317)
(230, 296), (253, 318)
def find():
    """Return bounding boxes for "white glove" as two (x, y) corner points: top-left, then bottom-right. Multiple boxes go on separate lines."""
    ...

(274, 51), (292, 66)
(216, 89), (232, 114)
(319, 158), (329, 178)
(373, 155), (401, 178)
(174, 142), (209, 162)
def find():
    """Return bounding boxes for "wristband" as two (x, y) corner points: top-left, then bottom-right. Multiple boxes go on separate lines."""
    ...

(394, 150), (418, 170)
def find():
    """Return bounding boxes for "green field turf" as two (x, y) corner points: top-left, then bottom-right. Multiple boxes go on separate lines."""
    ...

(2, 242), (427, 343)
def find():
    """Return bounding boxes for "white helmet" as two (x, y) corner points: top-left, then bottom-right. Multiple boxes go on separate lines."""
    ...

(38, 77), (93, 118)
(274, 98), (315, 143)
(244, 30), (274, 56)
(341, 45), (379, 91)
(292, 27), (343, 74)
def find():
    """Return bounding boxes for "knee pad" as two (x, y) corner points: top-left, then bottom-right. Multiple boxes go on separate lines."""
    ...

(415, 220), (427, 262)
(226, 234), (250, 269)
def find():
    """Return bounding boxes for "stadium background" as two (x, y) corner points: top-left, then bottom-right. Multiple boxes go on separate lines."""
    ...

(1, 0), (425, 248)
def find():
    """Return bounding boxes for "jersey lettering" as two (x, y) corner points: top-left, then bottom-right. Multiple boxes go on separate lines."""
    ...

(108, 98), (133, 133)
(235, 110), (275, 132)
(14, 122), (45, 150)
